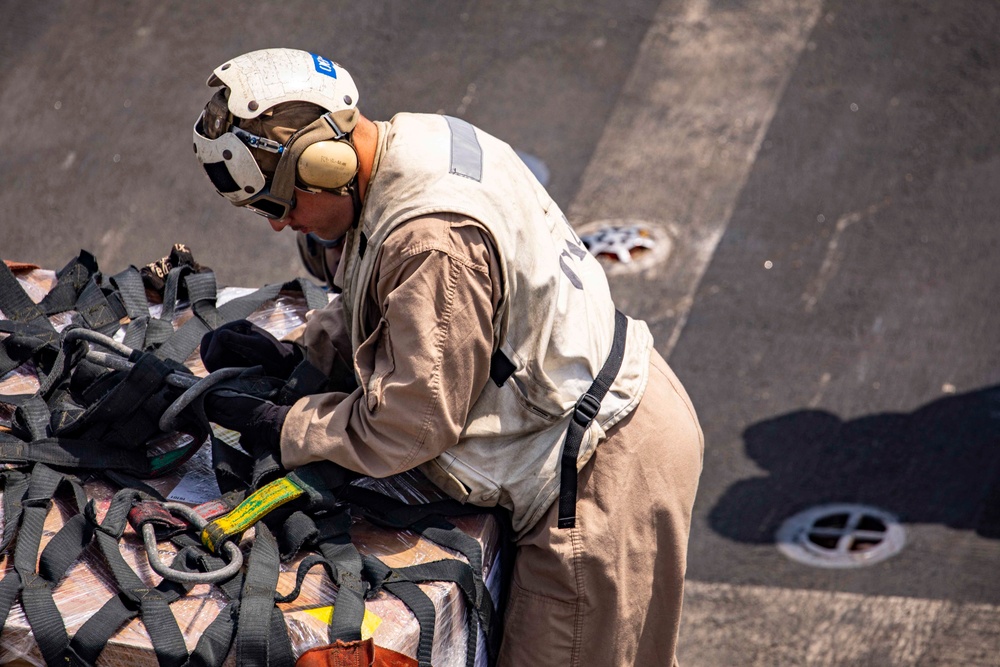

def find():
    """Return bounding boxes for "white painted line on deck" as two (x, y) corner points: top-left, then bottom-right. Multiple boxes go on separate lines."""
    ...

(567, 0), (824, 356)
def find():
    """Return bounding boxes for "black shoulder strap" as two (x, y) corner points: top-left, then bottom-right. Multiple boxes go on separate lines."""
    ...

(558, 309), (628, 529)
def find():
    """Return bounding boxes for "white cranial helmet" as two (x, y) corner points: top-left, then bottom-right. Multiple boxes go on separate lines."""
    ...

(193, 48), (362, 220)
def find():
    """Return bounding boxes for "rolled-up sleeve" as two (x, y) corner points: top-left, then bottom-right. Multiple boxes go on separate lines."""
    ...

(279, 214), (501, 477)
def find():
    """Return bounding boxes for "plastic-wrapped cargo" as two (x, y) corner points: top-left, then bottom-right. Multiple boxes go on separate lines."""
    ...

(0, 265), (503, 667)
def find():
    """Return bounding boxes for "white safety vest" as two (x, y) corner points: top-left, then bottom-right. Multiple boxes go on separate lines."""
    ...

(336, 113), (653, 533)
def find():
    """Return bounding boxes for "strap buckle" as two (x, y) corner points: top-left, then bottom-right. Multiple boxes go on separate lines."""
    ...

(573, 393), (601, 426)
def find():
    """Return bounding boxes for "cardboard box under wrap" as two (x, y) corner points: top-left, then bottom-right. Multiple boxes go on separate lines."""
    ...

(0, 267), (503, 667)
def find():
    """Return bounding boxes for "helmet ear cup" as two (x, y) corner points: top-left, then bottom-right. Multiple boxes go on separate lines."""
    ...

(297, 140), (359, 191)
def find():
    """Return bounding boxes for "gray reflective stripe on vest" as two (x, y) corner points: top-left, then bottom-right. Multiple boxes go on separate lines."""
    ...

(444, 116), (483, 182)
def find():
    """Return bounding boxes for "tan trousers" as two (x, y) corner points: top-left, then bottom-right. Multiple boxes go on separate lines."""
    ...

(497, 350), (704, 667)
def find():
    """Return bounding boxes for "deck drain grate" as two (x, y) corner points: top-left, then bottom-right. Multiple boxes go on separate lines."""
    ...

(775, 503), (905, 568)
(575, 220), (672, 275)
(580, 225), (657, 263)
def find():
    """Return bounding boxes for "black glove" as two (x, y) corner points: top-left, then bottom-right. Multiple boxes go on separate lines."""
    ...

(204, 392), (290, 460)
(200, 320), (302, 379)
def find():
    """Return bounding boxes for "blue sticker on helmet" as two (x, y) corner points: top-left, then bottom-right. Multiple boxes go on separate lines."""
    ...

(312, 54), (338, 78)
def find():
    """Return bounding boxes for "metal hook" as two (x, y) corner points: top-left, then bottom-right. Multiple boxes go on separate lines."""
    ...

(142, 502), (244, 584)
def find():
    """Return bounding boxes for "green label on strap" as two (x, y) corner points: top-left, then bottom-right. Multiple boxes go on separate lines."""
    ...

(202, 476), (304, 552)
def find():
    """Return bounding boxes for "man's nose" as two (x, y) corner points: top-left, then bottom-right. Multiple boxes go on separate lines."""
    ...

(269, 217), (289, 232)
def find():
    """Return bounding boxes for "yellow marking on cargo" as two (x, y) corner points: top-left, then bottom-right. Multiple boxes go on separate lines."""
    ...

(303, 606), (382, 640)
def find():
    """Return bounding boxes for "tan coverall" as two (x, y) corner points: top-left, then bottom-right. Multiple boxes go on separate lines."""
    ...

(282, 213), (704, 666)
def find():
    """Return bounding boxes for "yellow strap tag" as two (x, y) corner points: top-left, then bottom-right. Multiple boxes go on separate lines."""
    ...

(202, 476), (305, 552)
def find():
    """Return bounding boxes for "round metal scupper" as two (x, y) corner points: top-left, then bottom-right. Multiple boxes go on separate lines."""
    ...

(577, 220), (672, 275)
(776, 503), (906, 568)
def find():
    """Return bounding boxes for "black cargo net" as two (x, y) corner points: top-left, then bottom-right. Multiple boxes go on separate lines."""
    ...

(0, 252), (505, 667)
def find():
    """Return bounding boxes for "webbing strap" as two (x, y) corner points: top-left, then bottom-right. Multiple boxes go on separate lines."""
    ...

(154, 278), (327, 364)
(417, 520), (497, 661)
(340, 486), (500, 666)
(37, 252), (99, 316)
(174, 538), (243, 667)
(0, 262), (60, 376)
(236, 523), (295, 667)
(0, 470), (28, 555)
(110, 267), (153, 350)
(27, 513), (92, 665)
(0, 262), (49, 323)
(391, 559), (483, 667)
(363, 555), (436, 667)
(269, 510), (370, 645)
(186, 271), (223, 330)
(317, 531), (367, 643)
(4, 392), (53, 441)
(76, 521), (241, 666)
(0, 471), (29, 648)
(73, 278), (127, 335)
(0, 433), (192, 478)
(141, 265), (195, 350)
(86, 488), (191, 667)
(0, 253), (96, 377)
(109, 267), (150, 319)
(2, 465), (90, 665)
(557, 309), (628, 529)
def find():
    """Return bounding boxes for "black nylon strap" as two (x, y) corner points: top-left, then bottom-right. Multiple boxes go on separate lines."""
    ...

(73, 278), (126, 335)
(236, 522), (295, 667)
(110, 267), (151, 320)
(0, 434), (163, 476)
(110, 267), (153, 349)
(85, 488), (191, 667)
(8, 465), (91, 666)
(557, 309), (628, 529)
(318, 534), (368, 642)
(10, 393), (52, 441)
(364, 555), (436, 667)
(0, 261), (49, 323)
(37, 251), (99, 316)
(186, 271), (223, 330)
(140, 264), (195, 350)
(392, 559), (482, 667)
(153, 278), (326, 364)
(0, 254), (96, 377)
(339, 486), (501, 665)
(0, 469), (29, 646)
(0, 262), (61, 376)
(0, 470), (29, 555)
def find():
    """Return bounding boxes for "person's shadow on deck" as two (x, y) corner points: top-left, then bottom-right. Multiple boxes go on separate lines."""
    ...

(710, 385), (1000, 543)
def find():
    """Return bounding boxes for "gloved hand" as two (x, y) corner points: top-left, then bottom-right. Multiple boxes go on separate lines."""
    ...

(204, 392), (290, 460)
(200, 320), (303, 379)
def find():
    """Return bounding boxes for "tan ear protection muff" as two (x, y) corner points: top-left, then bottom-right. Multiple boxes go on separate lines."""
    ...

(268, 111), (360, 206)
(297, 136), (359, 193)
(295, 107), (360, 193)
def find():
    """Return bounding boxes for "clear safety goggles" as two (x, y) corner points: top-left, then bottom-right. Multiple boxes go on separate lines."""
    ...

(192, 112), (296, 220)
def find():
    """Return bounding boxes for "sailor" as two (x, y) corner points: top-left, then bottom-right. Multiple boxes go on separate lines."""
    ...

(192, 48), (703, 666)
